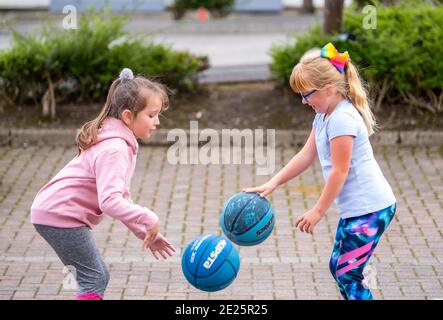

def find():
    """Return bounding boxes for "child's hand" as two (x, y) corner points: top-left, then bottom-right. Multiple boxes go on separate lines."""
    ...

(145, 233), (176, 260)
(143, 223), (159, 247)
(242, 180), (278, 198)
(295, 208), (324, 235)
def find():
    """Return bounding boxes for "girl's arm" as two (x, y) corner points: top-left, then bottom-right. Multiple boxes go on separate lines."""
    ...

(243, 128), (317, 197)
(295, 135), (353, 234)
(315, 135), (353, 213)
(95, 148), (159, 240)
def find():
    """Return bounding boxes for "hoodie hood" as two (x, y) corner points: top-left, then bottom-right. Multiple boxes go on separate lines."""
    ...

(97, 117), (139, 155)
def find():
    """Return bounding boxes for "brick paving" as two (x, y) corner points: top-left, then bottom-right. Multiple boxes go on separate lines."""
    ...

(0, 145), (442, 300)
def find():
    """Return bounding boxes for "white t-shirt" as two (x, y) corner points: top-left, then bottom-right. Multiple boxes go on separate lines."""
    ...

(312, 99), (396, 219)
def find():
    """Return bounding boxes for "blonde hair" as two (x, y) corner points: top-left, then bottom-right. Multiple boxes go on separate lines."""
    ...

(289, 48), (376, 135)
(75, 74), (169, 154)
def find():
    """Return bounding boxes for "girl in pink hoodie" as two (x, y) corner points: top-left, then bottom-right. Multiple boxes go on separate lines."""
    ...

(31, 68), (175, 300)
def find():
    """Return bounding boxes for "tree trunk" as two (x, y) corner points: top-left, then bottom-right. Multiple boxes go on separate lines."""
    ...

(374, 78), (391, 112)
(301, 0), (315, 14)
(323, 0), (344, 35)
(0, 91), (14, 111)
(42, 76), (56, 120)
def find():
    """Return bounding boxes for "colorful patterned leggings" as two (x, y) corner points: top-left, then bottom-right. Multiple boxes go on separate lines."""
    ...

(329, 203), (396, 300)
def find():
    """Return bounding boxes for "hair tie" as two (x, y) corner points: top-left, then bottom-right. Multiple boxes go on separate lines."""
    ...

(119, 68), (134, 81)
(320, 42), (350, 73)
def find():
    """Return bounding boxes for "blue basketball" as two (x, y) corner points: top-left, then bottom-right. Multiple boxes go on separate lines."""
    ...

(181, 234), (240, 292)
(220, 192), (275, 246)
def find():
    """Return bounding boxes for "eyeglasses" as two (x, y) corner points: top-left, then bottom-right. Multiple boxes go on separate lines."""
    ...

(300, 89), (317, 102)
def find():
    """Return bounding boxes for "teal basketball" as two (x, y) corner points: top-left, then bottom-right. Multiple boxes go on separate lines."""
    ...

(220, 192), (275, 246)
(181, 234), (240, 292)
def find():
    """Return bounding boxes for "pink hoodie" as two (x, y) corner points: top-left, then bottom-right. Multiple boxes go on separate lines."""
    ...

(31, 117), (158, 240)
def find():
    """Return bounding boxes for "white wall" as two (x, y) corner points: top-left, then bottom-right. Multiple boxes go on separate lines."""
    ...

(0, 0), (49, 9)
(164, 1), (353, 8)
(283, 0), (352, 8)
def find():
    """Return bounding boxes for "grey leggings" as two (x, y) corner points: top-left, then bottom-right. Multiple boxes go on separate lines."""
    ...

(33, 224), (110, 297)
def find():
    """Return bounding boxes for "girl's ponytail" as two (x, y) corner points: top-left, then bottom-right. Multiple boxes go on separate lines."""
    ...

(75, 79), (121, 154)
(345, 61), (377, 136)
(291, 43), (377, 136)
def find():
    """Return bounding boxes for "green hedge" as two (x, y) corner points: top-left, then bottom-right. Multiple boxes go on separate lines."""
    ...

(0, 10), (208, 118)
(270, 2), (443, 113)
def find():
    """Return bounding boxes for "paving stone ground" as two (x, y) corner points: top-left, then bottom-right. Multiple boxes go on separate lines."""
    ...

(0, 145), (442, 300)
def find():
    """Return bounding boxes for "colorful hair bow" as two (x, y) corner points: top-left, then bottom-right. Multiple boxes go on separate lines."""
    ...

(320, 42), (350, 73)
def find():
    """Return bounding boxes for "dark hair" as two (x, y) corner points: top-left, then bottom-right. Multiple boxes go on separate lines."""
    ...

(75, 69), (169, 154)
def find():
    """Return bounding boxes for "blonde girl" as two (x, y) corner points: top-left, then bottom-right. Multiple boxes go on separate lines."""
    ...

(244, 43), (396, 300)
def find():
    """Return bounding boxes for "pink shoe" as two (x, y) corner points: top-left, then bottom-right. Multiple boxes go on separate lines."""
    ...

(75, 292), (103, 300)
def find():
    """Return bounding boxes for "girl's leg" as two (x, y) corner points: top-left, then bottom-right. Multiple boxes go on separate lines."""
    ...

(329, 218), (347, 299)
(329, 203), (396, 300)
(33, 224), (110, 300)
